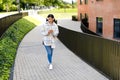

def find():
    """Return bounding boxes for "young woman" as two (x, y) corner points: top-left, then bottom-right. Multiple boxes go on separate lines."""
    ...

(41, 14), (59, 69)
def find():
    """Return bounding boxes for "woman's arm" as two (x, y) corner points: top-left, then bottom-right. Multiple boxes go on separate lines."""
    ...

(53, 25), (59, 37)
(41, 24), (48, 36)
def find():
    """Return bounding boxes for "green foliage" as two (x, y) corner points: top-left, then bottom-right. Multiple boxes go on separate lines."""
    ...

(1, 0), (15, 11)
(65, 4), (72, 8)
(10, 4), (17, 11)
(0, 17), (36, 80)
(0, 0), (76, 11)
(0, 0), (2, 4)
(0, 4), (3, 11)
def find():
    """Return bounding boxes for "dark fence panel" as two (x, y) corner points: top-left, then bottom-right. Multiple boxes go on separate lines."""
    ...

(58, 26), (120, 80)
(81, 22), (100, 36)
(0, 12), (28, 37)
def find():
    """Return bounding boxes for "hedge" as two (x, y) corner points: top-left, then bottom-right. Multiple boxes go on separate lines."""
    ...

(0, 16), (37, 80)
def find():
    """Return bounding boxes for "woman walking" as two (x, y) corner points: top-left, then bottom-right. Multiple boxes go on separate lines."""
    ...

(41, 14), (59, 69)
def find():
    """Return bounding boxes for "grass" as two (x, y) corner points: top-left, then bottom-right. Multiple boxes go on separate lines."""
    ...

(39, 8), (77, 19)
(0, 16), (40, 80)
(40, 8), (77, 13)
(24, 16), (41, 25)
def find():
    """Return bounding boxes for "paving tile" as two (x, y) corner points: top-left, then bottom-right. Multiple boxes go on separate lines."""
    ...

(13, 23), (109, 80)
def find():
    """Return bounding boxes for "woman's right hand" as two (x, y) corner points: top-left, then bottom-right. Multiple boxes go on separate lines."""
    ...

(48, 30), (53, 35)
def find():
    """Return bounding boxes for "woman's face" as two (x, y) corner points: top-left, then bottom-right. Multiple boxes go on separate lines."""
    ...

(47, 17), (54, 23)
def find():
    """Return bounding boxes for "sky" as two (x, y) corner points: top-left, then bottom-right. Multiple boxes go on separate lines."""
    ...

(63, 0), (77, 3)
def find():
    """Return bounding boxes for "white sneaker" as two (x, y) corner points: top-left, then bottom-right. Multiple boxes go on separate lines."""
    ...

(49, 64), (53, 70)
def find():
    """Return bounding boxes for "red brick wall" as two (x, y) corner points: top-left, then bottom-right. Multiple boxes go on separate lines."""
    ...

(77, 0), (88, 21)
(78, 0), (120, 39)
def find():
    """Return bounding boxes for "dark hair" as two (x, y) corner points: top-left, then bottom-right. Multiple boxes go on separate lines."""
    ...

(47, 14), (54, 18)
(46, 14), (57, 23)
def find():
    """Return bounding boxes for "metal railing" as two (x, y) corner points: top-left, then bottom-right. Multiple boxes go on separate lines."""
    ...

(58, 25), (120, 80)
(0, 12), (28, 37)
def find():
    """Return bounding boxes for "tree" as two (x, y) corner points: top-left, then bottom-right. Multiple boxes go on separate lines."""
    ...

(20, 0), (44, 9)
(44, 0), (63, 7)
(43, 0), (51, 6)
(0, 0), (68, 11)
(52, 0), (62, 7)
(0, 0), (2, 11)
(2, 0), (15, 12)
(0, 0), (2, 4)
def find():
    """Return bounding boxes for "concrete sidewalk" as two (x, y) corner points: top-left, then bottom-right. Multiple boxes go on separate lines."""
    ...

(13, 15), (109, 80)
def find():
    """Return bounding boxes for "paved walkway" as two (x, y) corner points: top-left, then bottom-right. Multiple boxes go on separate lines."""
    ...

(0, 12), (19, 18)
(13, 15), (109, 80)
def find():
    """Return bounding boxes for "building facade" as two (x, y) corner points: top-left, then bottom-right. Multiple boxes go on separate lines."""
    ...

(78, 0), (120, 40)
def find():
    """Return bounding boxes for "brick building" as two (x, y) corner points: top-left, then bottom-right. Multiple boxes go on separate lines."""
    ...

(77, 0), (120, 40)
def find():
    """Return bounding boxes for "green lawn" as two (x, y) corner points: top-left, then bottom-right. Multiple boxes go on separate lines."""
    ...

(39, 8), (77, 19)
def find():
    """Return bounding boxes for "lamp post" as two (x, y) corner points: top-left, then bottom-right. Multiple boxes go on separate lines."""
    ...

(63, 1), (66, 13)
(16, 0), (20, 13)
(72, 0), (73, 8)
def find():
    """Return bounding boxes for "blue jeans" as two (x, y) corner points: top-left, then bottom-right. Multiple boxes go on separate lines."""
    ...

(44, 46), (53, 64)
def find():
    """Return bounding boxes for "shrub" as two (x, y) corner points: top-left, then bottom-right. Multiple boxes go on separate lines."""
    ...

(10, 5), (17, 11)
(72, 15), (78, 21)
(65, 4), (72, 8)
(0, 17), (36, 80)
(0, 4), (3, 11)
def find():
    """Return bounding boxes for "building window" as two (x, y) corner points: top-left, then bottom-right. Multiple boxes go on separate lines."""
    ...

(85, 0), (88, 4)
(96, 0), (103, 1)
(80, 0), (83, 4)
(85, 13), (88, 19)
(80, 13), (82, 20)
(83, 13), (89, 27)
(96, 17), (103, 35)
(114, 19), (120, 39)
